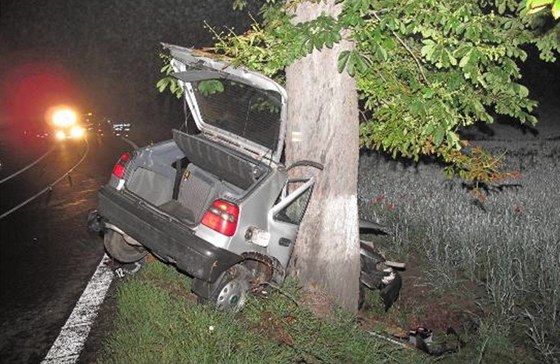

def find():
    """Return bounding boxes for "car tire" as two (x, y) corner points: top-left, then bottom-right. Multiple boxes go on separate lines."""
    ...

(104, 230), (147, 263)
(204, 267), (250, 312)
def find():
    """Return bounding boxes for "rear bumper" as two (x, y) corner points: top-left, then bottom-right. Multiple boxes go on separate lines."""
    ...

(97, 186), (242, 282)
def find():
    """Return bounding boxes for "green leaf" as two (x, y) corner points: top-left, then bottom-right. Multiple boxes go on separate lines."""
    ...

(447, 51), (458, 66)
(434, 128), (445, 147)
(408, 100), (425, 116)
(382, 37), (396, 50)
(156, 78), (170, 93)
(423, 88), (435, 99)
(553, 0), (560, 18)
(421, 40), (436, 58)
(526, 0), (554, 13)
(325, 35), (334, 48)
(337, 50), (350, 73)
(424, 122), (435, 135)
(498, 1), (506, 14)
(459, 51), (471, 68)
(313, 33), (323, 50)
(354, 52), (368, 73)
(518, 85), (529, 98)
(446, 132), (461, 150)
(374, 44), (388, 61)
(304, 38), (314, 53)
(347, 54), (356, 76)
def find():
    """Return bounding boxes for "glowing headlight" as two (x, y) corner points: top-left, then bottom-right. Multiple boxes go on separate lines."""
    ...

(55, 130), (66, 140)
(52, 108), (77, 127)
(70, 126), (85, 138)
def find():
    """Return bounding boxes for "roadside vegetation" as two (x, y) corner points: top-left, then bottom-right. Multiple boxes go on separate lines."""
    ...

(358, 137), (560, 363)
(99, 261), (427, 363)
(101, 136), (559, 363)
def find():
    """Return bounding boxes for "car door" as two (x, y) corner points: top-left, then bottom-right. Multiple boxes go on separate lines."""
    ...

(265, 176), (316, 267)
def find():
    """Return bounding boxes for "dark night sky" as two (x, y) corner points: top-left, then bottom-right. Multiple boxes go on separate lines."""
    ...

(0, 1), (558, 141)
(0, 0), (256, 141)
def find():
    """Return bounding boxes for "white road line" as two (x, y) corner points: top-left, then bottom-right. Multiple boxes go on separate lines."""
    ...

(42, 254), (114, 364)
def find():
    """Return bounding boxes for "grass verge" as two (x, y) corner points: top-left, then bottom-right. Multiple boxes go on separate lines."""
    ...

(100, 261), (428, 364)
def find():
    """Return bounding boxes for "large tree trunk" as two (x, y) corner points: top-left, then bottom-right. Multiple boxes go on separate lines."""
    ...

(286, 1), (360, 311)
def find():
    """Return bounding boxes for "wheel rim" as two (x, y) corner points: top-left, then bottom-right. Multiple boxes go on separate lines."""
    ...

(216, 279), (247, 312)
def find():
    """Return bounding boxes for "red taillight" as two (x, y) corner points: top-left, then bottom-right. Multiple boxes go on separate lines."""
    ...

(201, 199), (239, 236)
(112, 152), (131, 179)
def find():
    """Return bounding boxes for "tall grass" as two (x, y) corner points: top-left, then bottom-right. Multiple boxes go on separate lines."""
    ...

(357, 139), (560, 362)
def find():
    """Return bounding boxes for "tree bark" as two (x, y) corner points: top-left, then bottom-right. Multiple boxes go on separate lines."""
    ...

(286, 1), (360, 311)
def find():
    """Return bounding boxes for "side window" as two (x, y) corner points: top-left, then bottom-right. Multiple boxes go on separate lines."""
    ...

(273, 181), (313, 225)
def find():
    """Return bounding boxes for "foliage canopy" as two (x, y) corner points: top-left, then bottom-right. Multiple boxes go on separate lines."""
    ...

(158, 0), (558, 187)
(198, 0), (557, 185)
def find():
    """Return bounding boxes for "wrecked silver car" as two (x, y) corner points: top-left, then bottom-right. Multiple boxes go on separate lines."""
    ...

(89, 44), (401, 311)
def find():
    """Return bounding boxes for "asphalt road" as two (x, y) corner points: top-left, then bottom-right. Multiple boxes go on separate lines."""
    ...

(0, 131), (131, 363)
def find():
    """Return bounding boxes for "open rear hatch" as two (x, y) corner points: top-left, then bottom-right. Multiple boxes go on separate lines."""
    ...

(122, 45), (289, 226)
(163, 43), (288, 165)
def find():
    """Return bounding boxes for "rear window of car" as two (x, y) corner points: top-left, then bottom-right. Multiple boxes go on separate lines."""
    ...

(191, 79), (282, 152)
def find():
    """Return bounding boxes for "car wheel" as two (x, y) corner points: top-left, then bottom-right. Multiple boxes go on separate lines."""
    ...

(207, 267), (250, 312)
(104, 230), (147, 263)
